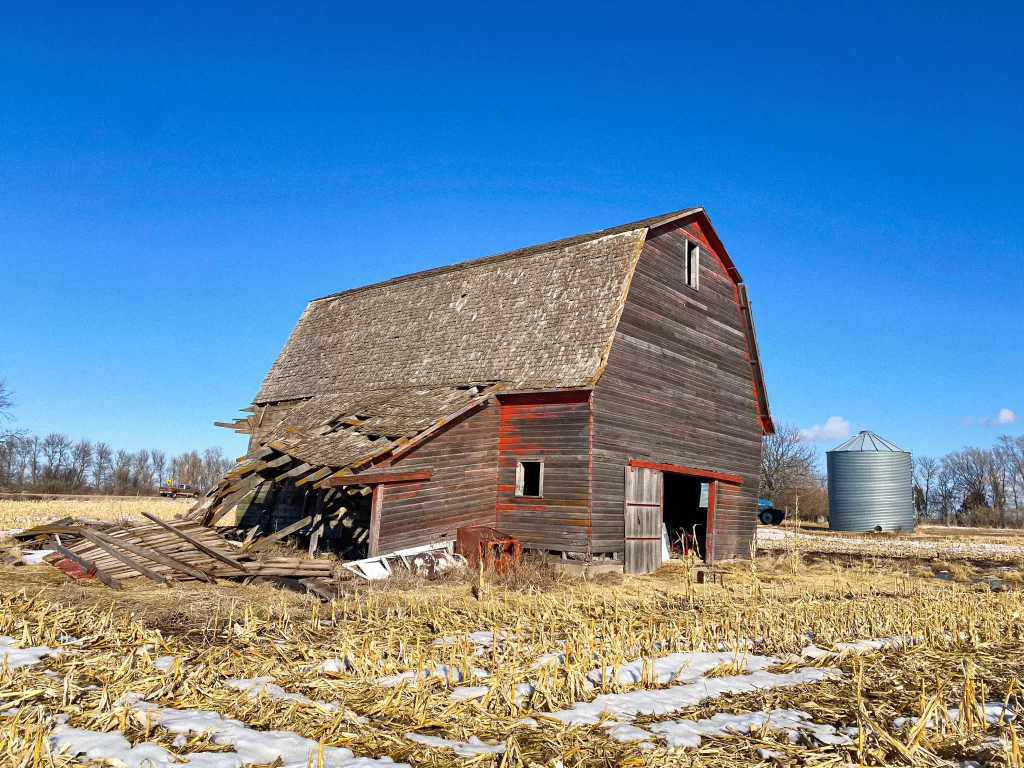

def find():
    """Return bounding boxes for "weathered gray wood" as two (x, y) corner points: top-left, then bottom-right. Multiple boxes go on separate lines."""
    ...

(249, 515), (314, 552)
(80, 530), (168, 584)
(87, 529), (215, 582)
(624, 465), (662, 574)
(140, 513), (250, 572)
(300, 577), (337, 601)
(207, 474), (263, 526)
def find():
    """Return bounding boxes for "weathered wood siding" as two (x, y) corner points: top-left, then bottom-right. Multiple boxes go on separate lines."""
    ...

(495, 391), (592, 553)
(592, 216), (763, 561)
(375, 399), (500, 552)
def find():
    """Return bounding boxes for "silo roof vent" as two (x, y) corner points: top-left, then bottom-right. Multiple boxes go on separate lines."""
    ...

(828, 430), (908, 453)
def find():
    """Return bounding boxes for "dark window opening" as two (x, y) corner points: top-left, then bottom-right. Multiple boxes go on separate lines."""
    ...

(685, 240), (700, 289)
(662, 473), (710, 561)
(517, 461), (543, 497)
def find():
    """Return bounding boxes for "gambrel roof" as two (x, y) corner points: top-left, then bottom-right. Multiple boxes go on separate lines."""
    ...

(254, 208), (726, 404)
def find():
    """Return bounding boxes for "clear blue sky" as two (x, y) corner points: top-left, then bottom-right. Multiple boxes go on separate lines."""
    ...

(1, 1), (1021, 463)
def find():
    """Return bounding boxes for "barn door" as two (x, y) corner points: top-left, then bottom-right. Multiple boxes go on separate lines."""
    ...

(624, 465), (663, 574)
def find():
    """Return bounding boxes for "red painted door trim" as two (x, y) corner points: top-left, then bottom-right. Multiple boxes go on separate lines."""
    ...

(628, 458), (743, 485)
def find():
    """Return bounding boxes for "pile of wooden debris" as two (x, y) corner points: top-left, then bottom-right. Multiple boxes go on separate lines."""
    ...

(5, 513), (336, 597)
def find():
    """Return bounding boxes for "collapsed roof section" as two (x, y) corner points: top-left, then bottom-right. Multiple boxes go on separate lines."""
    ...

(196, 383), (503, 524)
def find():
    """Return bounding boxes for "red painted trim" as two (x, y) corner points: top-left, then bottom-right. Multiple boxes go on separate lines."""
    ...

(628, 458), (744, 485)
(496, 389), (592, 406)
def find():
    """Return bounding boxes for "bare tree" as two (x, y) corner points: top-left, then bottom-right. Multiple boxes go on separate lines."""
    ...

(995, 436), (1024, 511)
(914, 456), (939, 519)
(0, 380), (14, 424)
(93, 442), (113, 490)
(151, 449), (167, 490)
(112, 450), (133, 495)
(130, 449), (152, 492)
(760, 422), (821, 514)
(69, 439), (94, 489)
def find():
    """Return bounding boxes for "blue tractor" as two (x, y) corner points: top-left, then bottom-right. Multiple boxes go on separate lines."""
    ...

(758, 499), (785, 526)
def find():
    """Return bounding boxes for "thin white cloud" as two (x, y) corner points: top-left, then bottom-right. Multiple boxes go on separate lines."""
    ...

(800, 416), (851, 442)
(980, 408), (1017, 427)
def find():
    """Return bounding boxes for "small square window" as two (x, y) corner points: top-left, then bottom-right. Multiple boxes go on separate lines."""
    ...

(515, 461), (543, 497)
(685, 240), (700, 290)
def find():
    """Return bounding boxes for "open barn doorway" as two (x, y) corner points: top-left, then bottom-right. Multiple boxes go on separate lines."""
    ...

(663, 473), (711, 561)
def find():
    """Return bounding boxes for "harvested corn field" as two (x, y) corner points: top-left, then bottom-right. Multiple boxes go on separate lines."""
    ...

(2, 530), (1024, 767)
(0, 497), (187, 534)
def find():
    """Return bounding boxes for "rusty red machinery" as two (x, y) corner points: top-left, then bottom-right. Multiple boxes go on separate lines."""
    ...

(456, 525), (521, 573)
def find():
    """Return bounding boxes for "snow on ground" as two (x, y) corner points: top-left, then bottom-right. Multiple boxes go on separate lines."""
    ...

(802, 636), (921, 658)
(586, 650), (776, 686)
(644, 707), (853, 749)
(404, 732), (505, 757)
(50, 694), (407, 768)
(893, 703), (1016, 729)
(433, 631), (513, 650)
(757, 526), (1024, 557)
(152, 655), (178, 672)
(548, 667), (839, 726)
(0, 635), (62, 669)
(376, 664), (489, 687)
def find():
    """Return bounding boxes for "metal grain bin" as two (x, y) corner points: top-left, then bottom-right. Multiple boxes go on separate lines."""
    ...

(826, 431), (914, 532)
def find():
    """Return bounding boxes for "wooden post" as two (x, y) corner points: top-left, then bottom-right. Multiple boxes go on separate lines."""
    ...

(308, 489), (324, 557)
(368, 485), (383, 557)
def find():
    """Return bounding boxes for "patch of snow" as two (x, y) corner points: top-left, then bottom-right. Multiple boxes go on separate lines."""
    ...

(547, 667), (839, 726)
(377, 664), (488, 687)
(316, 657), (351, 674)
(152, 655), (178, 673)
(801, 636), (919, 659)
(0, 636), (60, 669)
(587, 651), (776, 686)
(649, 708), (852, 750)
(116, 694), (404, 767)
(450, 682), (536, 702)
(50, 726), (178, 768)
(404, 733), (505, 757)
(434, 630), (512, 648)
(226, 677), (336, 711)
(894, 702), (1015, 729)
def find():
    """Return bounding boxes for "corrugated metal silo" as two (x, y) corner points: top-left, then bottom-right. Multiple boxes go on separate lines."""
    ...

(826, 431), (914, 532)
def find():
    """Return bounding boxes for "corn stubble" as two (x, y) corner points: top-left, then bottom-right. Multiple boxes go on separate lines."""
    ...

(1, 559), (1023, 767)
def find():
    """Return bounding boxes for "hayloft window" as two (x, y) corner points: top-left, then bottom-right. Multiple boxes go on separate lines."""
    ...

(685, 240), (700, 289)
(516, 461), (543, 497)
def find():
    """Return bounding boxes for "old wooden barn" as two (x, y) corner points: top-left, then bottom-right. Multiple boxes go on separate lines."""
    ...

(206, 207), (773, 573)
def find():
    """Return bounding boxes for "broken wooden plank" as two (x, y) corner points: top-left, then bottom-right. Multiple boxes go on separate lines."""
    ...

(80, 530), (168, 585)
(206, 474), (263, 526)
(52, 542), (122, 590)
(87, 529), (215, 583)
(295, 466), (333, 488)
(249, 515), (314, 553)
(275, 462), (312, 482)
(324, 469), (432, 487)
(140, 513), (249, 572)
(300, 578), (337, 601)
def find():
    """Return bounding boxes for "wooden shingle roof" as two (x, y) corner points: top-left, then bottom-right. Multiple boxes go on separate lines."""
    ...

(255, 208), (706, 404)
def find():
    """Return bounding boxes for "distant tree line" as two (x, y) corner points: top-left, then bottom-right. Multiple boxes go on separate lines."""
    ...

(914, 436), (1024, 527)
(0, 379), (232, 495)
(761, 424), (1024, 528)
